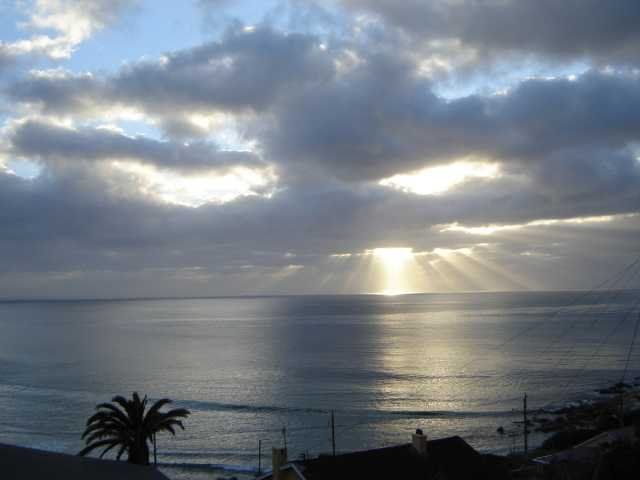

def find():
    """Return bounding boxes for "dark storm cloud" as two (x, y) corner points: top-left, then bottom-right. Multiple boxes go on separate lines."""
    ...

(10, 120), (264, 172)
(338, 0), (640, 64)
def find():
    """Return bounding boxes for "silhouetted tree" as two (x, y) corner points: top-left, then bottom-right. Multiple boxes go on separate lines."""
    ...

(79, 392), (190, 465)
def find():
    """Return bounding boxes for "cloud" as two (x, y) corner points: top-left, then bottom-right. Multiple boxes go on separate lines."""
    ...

(3, 0), (137, 61)
(5, 32), (640, 250)
(197, 0), (232, 8)
(0, 157), (637, 266)
(3, 7), (640, 296)
(5, 69), (107, 114)
(1, 160), (639, 297)
(111, 25), (333, 116)
(5, 25), (335, 135)
(9, 30), (640, 184)
(0, 46), (17, 73)
(259, 50), (493, 181)
(336, 0), (640, 65)
(262, 62), (640, 182)
(9, 119), (265, 173)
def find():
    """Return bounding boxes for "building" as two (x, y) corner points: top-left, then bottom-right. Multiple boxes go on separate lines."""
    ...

(0, 443), (169, 480)
(530, 426), (639, 480)
(258, 429), (508, 480)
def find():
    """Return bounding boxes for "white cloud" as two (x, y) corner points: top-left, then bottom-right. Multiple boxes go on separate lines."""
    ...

(4, 0), (135, 60)
(439, 214), (634, 236)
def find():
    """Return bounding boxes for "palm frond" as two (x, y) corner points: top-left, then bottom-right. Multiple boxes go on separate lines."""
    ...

(159, 423), (176, 435)
(79, 439), (120, 457)
(84, 429), (123, 445)
(163, 408), (190, 418)
(86, 410), (125, 427)
(112, 395), (136, 421)
(82, 417), (129, 439)
(99, 440), (122, 459)
(89, 403), (131, 428)
(158, 419), (185, 430)
(116, 444), (128, 460)
(80, 392), (190, 465)
(144, 398), (172, 422)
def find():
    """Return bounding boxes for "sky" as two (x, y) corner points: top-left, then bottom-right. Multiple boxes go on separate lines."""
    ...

(1, 0), (640, 299)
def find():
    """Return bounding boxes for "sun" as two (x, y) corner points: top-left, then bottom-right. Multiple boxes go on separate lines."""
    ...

(372, 248), (414, 295)
(373, 248), (413, 266)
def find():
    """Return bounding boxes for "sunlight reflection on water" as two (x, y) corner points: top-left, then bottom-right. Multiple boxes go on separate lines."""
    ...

(0, 292), (638, 478)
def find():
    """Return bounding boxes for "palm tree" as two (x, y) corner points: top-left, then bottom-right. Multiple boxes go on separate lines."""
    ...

(79, 392), (190, 465)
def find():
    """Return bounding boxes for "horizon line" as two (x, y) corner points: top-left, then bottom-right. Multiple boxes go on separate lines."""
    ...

(1, 287), (639, 303)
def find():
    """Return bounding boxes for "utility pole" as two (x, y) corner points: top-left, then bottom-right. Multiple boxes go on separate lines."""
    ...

(331, 410), (336, 456)
(619, 389), (625, 428)
(523, 393), (529, 455)
(258, 439), (262, 474)
(282, 427), (287, 451)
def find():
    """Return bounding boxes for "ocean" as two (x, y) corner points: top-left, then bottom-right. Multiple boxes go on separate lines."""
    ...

(0, 291), (639, 479)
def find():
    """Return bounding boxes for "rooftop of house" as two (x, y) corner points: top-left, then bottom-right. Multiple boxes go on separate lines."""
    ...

(533, 426), (638, 466)
(259, 434), (508, 480)
(0, 443), (169, 480)
(300, 443), (430, 480)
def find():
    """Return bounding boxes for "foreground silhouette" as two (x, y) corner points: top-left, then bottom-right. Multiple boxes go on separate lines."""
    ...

(79, 392), (190, 465)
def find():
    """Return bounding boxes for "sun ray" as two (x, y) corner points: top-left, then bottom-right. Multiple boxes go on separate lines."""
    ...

(459, 251), (534, 290)
(453, 251), (531, 291)
(413, 256), (452, 292)
(343, 253), (378, 294)
(372, 248), (415, 295)
(429, 254), (482, 291)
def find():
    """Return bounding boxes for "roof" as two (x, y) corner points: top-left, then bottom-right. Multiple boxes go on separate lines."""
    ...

(573, 426), (635, 449)
(259, 436), (502, 480)
(0, 443), (169, 480)
(301, 443), (429, 480)
(427, 436), (488, 480)
(533, 426), (637, 466)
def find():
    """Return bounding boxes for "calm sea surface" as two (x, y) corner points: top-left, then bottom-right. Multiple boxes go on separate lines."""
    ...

(1, 292), (639, 479)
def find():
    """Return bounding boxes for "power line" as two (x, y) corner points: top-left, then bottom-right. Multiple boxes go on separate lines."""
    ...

(455, 253), (640, 374)
(505, 285), (637, 397)
(534, 297), (640, 413)
(461, 272), (640, 410)
(621, 311), (640, 384)
(161, 255), (640, 467)
(545, 284), (640, 373)
(472, 255), (640, 404)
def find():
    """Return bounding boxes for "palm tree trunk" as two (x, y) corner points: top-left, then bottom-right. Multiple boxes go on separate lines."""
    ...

(129, 434), (150, 465)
